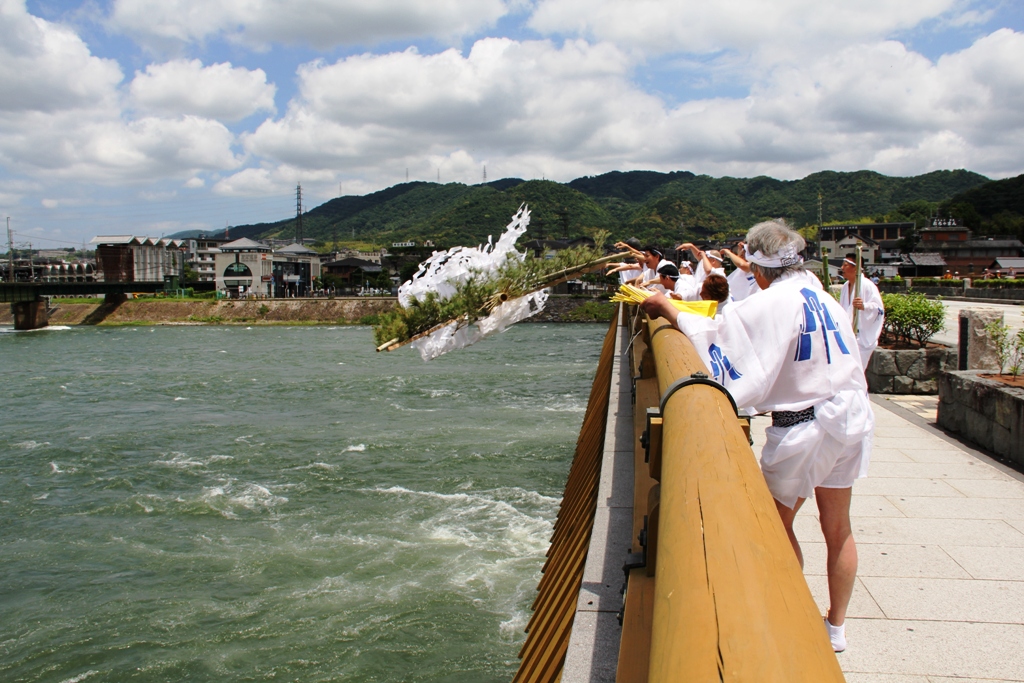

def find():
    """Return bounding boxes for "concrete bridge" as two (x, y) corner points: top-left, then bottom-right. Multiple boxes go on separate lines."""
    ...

(0, 281), (213, 330)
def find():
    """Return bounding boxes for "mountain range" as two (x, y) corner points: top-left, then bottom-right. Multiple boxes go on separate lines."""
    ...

(170, 169), (1024, 248)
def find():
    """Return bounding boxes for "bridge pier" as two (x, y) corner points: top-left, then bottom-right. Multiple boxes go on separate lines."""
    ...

(12, 300), (49, 330)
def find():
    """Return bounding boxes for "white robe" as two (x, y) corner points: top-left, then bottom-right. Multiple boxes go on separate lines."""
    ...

(673, 270), (873, 507)
(618, 267), (642, 285)
(694, 259), (726, 286)
(840, 275), (885, 366)
(727, 268), (759, 302)
(674, 273), (700, 300)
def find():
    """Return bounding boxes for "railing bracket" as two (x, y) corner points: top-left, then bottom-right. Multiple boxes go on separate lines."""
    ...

(659, 371), (740, 416)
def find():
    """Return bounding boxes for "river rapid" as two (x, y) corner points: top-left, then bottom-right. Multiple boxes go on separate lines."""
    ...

(0, 323), (605, 682)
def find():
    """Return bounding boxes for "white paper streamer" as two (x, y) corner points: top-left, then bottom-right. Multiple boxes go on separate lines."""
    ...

(398, 205), (549, 361)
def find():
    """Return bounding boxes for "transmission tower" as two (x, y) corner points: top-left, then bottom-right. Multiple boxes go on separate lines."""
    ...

(295, 184), (303, 244)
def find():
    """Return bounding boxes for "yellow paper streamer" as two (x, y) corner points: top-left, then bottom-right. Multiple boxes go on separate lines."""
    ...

(610, 284), (718, 317)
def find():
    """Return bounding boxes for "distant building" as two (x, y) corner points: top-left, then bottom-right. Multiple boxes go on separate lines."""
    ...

(817, 223), (914, 266)
(90, 236), (185, 283)
(214, 239), (322, 298)
(914, 218), (1024, 274)
(322, 257), (383, 288)
(183, 236), (229, 283)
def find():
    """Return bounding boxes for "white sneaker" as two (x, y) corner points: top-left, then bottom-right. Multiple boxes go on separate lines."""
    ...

(825, 618), (846, 653)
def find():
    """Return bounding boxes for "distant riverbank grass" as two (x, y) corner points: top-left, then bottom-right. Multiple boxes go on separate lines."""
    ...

(563, 300), (615, 322)
(50, 297), (104, 304)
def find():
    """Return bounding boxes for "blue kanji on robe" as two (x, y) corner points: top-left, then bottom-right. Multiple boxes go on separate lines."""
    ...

(795, 288), (851, 363)
(709, 343), (742, 382)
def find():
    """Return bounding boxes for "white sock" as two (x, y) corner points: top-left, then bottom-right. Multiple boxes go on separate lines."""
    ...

(825, 618), (846, 652)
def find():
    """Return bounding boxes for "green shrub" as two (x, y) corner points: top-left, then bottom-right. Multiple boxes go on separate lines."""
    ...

(984, 319), (1024, 376)
(881, 293), (945, 347)
(910, 277), (963, 287)
(358, 313), (382, 325)
(969, 278), (1024, 289)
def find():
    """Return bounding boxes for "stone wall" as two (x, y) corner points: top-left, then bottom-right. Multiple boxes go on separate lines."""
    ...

(938, 370), (1024, 468)
(867, 346), (958, 394)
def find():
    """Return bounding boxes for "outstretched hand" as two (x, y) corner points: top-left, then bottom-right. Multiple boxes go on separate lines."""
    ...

(639, 291), (680, 327)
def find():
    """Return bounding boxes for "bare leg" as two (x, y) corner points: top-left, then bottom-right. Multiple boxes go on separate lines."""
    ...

(773, 497), (806, 569)
(815, 486), (857, 626)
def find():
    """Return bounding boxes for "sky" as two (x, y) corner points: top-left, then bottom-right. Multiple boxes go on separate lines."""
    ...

(1, 0), (1023, 249)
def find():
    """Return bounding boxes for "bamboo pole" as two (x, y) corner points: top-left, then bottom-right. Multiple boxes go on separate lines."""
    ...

(852, 245), (862, 334)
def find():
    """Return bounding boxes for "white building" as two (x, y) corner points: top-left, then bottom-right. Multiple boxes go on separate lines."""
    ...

(214, 239), (321, 297)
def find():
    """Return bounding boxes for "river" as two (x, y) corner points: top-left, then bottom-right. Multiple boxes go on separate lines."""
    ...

(0, 323), (606, 682)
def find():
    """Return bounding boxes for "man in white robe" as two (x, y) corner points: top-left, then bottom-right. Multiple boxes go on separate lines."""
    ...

(640, 219), (873, 654)
(722, 242), (760, 302)
(839, 255), (885, 368)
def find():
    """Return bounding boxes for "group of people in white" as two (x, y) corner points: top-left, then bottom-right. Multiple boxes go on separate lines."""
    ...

(615, 219), (884, 654)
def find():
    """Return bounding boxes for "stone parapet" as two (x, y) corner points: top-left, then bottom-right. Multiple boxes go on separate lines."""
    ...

(867, 346), (958, 394)
(937, 370), (1024, 468)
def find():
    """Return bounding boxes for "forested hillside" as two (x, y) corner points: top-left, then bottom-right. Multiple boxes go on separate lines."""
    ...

(193, 169), (996, 248)
(941, 174), (1024, 238)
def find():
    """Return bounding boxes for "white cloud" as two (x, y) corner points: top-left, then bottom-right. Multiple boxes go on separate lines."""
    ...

(242, 39), (654, 170)
(0, 2), (245, 185)
(0, 0), (123, 113)
(225, 28), (1024, 192)
(528, 0), (957, 62)
(213, 164), (336, 197)
(130, 59), (276, 121)
(109, 0), (510, 50)
(0, 111), (242, 182)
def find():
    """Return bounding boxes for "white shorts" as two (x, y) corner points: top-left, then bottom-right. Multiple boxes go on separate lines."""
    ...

(760, 390), (874, 508)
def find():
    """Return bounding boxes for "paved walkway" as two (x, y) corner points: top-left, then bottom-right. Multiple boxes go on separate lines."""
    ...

(751, 395), (1024, 682)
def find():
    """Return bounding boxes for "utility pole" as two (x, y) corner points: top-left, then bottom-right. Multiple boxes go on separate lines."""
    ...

(295, 184), (303, 244)
(482, 165), (487, 183)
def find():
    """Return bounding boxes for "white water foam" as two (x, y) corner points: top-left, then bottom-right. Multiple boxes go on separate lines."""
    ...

(344, 444), (366, 452)
(59, 670), (99, 683)
(199, 480), (288, 518)
(13, 440), (49, 450)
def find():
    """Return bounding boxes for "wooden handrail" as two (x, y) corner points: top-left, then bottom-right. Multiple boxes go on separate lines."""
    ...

(644, 317), (845, 682)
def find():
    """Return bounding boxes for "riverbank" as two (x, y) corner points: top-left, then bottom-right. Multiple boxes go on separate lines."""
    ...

(0, 295), (615, 326)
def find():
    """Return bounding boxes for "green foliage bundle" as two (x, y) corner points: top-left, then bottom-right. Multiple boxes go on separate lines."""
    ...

(372, 238), (614, 348)
(881, 293), (945, 347)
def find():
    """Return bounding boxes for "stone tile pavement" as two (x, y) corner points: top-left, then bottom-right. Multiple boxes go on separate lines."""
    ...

(751, 395), (1024, 683)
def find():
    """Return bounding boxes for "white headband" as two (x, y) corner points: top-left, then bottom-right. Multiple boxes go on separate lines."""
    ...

(843, 258), (857, 266)
(747, 244), (803, 268)
(708, 253), (723, 263)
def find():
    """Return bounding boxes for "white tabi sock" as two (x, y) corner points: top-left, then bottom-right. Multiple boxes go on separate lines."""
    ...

(825, 618), (846, 652)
